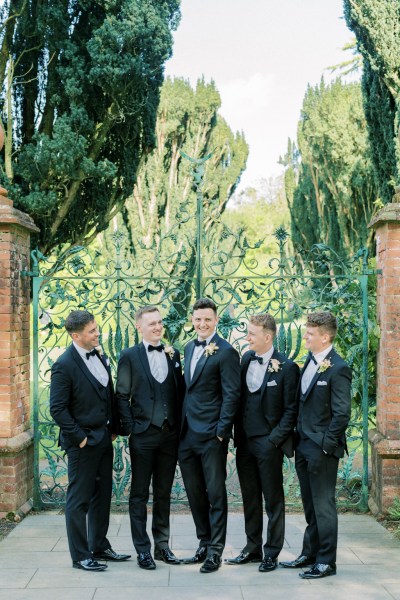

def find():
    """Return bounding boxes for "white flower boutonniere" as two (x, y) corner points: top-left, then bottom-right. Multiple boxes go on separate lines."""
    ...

(204, 342), (219, 357)
(163, 345), (175, 360)
(95, 345), (110, 366)
(268, 358), (283, 373)
(318, 358), (332, 373)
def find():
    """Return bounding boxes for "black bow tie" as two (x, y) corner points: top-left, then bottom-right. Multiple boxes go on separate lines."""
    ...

(148, 344), (164, 353)
(86, 349), (97, 360)
(194, 339), (207, 347)
(250, 354), (263, 364)
(308, 352), (317, 365)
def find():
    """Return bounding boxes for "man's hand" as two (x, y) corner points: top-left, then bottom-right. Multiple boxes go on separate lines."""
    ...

(79, 437), (88, 448)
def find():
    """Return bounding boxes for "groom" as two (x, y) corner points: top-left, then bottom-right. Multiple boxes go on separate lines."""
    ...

(179, 297), (240, 573)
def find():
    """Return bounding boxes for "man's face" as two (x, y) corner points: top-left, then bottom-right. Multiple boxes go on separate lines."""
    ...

(303, 325), (330, 355)
(245, 323), (273, 355)
(192, 308), (218, 341)
(136, 311), (164, 344)
(72, 320), (100, 351)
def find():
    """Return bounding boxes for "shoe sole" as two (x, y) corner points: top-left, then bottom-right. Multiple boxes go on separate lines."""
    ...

(299, 571), (336, 579)
(73, 564), (107, 571)
(224, 558), (262, 565)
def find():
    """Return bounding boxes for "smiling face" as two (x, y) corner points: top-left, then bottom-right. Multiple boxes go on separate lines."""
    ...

(303, 325), (331, 355)
(192, 308), (218, 341)
(71, 320), (100, 351)
(245, 322), (273, 355)
(136, 310), (164, 345)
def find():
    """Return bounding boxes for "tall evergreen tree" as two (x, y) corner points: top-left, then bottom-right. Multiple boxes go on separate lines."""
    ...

(0, 0), (180, 253)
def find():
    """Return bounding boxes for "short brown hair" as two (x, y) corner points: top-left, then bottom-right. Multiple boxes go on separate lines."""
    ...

(135, 305), (160, 322)
(306, 311), (337, 341)
(65, 310), (95, 334)
(249, 313), (277, 335)
(192, 297), (217, 315)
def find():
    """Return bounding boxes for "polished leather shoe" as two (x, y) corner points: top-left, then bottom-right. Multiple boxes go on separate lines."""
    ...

(224, 549), (263, 565)
(258, 556), (277, 572)
(93, 548), (131, 561)
(299, 562), (336, 579)
(182, 546), (208, 564)
(73, 558), (107, 571)
(137, 551), (156, 570)
(200, 553), (221, 573)
(279, 554), (316, 568)
(154, 547), (182, 564)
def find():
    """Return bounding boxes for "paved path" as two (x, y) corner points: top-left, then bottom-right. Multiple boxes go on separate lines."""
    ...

(1, 512), (400, 600)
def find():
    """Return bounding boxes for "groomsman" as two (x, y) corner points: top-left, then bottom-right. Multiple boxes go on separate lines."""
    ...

(50, 310), (130, 571)
(227, 313), (299, 571)
(280, 311), (351, 578)
(179, 298), (240, 573)
(115, 306), (184, 569)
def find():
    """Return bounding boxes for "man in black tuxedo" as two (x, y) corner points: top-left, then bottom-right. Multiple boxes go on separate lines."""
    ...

(280, 311), (351, 579)
(50, 310), (130, 571)
(115, 305), (184, 570)
(179, 298), (240, 573)
(226, 313), (299, 572)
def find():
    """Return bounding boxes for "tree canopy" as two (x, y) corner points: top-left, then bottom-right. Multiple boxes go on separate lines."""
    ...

(344, 0), (400, 204)
(0, 0), (180, 253)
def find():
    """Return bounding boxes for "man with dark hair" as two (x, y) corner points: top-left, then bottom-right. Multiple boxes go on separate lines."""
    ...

(179, 298), (240, 573)
(280, 311), (351, 579)
(50, 310), (130, 571)
(227, 313), (299, 572)
(115, 305), (184, 570)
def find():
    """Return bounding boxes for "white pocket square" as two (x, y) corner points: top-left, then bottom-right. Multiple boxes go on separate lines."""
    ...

(267, 380), (277, 387)
(175, 362), (180, 368)
(317, 381), (327, 386)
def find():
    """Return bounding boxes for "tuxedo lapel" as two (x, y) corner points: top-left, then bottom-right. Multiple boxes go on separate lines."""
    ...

(184, 342), (195, 387)
(188, 334), (219, 388)
(259, 349), (277, 398)
(70, 345), (104, 399)
(138, 342), (154, 388)
(302, 349), (335, 401)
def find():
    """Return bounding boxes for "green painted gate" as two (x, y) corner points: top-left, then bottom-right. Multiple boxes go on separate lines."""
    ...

(27, 163), (376, 512)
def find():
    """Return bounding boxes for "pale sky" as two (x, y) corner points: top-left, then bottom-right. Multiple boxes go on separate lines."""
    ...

(165, 0), (358, 191)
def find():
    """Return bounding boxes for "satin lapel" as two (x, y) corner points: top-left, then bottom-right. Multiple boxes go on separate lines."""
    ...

(138, 343), (154, 389)
(302, 349), (335, 401)
(189, 333), (219, 388)
(166, 351), (177, 388)
(184, 342), (195, 387)
(259, 349), (277, 399)
(71, 345), (103, 399)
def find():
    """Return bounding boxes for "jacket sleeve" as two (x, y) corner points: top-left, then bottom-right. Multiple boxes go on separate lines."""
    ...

(269, 360), (299, 447)
(115, 351), (134, 435)
(323, 363), (352, 454)
(49, 360), (86, 446)
(216, 346), (241, 439)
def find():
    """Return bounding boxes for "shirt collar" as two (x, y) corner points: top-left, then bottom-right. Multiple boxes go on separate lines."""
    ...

(73, 341), (91, 359)
(255, 345), (274, 364)
(143, 339), (162, 351)
(197, 330), (217, 346)
(313, 345), (333, 363)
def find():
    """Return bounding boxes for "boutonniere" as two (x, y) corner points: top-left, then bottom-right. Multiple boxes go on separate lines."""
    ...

(95, 345), (110, 366)
(268, 358), (283, 373)
(163, 345), (175, 360)
(318, 358), (332, 373)
(204, 342), (219, 357)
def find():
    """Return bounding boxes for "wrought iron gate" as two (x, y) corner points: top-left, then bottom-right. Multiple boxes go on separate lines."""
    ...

(27, 163), (376, 512)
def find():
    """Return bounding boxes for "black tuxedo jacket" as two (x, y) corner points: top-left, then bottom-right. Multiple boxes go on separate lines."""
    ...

(298, 348), (352, 457)
(115, 342), (184, 435)
(50, 344), (119, 450)
(234, 349), (299, 458)
(182, 333), (240, 440)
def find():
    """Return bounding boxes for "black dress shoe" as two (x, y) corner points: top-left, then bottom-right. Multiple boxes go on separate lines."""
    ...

(200, 553), (221, 573)
(154, 547), (182, 564)
(299, 562), (336, 579)
(279, 554), (316, 568)
(224, 549), (263, 565)
(137, 551), (156, 570)
(93, 548), (131, 561)
(182, 546), (208, 564)
(73, 558), (108, 571)
(258, 556), (277, 572)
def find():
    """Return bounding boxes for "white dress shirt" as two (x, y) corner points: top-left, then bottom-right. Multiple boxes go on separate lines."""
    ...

(73, 342), (109, 387)
(246, 346), (275, 393)
(190, 330), (216, 380)
(301, 345), (332, 394)
(143, 340), (168, 383)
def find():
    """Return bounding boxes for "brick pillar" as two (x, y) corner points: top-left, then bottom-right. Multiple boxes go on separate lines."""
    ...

(0, 182), (39, 515)
(368, 192), (400, 515)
